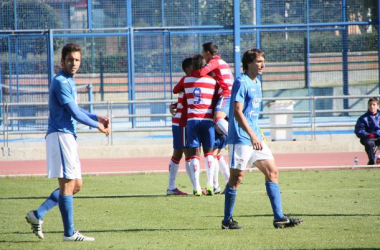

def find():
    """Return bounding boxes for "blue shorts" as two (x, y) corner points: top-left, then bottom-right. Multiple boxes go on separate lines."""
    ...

(172, 125), (188, 149)
(215, 96), (230, 117)
(214, 131), (227, 149)
(186, 120), (215, 149)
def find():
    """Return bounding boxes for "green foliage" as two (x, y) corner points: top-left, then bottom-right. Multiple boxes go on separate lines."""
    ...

(0, 0), (63, 59)
(0, 170), (379, 249)
(0, 0), (62, 30)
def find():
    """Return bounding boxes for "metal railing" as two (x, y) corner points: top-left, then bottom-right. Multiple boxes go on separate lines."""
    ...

(0, 95), (373, 156)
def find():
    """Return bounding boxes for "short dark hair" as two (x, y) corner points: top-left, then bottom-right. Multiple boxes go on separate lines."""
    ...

(242, 49), (265, 71)
(368, 97), (379, 105)
(61, 43), (81, 60)
(182, 57), (193, 73)
(192, 54), (205, 70)
(202, 42), (218, 56)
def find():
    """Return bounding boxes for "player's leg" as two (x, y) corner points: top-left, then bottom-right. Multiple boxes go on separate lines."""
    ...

(215, 133), (229, 188)
(360, 138), (376, 165)
(53, 132), (94, 241)
(189, 147), (202, 195)
(25, 132), (59, 239)
(186, 120), (204, 195)
(25, 187), (60, 239)
(222, 144), (251, 230)
(217, 153), (230, 185)
(252, 144), (302, 228)
(214, 96), (230, 136)
(32, 188), (60, 219)
(200, 120), (216, 195)
(58, 178), (77, 238)
(167, 149), (182, 194)
(183, 148), (194, 189)
(213, 149), (221, 194)
(167, 125), (188, 195)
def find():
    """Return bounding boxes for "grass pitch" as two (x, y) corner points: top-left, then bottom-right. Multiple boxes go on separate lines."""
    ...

(0, 169), (379, 250)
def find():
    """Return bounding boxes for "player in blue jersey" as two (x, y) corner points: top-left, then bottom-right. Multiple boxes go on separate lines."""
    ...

(25, 43), (110, 241)
(221, 49), (302, 229)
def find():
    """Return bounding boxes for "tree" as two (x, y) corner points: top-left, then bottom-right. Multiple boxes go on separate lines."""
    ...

(0, 0), (63, 57)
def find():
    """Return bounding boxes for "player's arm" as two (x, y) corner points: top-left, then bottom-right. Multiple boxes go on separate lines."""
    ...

(79, 107), (98, 121)
(355, 116), (372, 139)
(169, 102), (178, 116)
(173, 77), (185, 94)
(64, 102), (109, 136)
(79, 107), (110, 128)
(233, 102), (262, 150)
(192, 59), (217, 77)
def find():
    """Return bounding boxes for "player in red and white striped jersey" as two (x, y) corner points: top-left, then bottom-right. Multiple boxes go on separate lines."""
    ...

(167, 58), (194, 196)
(174, 54), (218, 196)
(192, 42), (234, 136)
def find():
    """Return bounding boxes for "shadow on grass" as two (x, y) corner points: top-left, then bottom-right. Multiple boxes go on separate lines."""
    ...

(0, 194), (196, 200)
(0, 239), (39, 243)
(3, 227), (210, 238)
(208, 213), (380, 218)
(239, 213), (380, 217)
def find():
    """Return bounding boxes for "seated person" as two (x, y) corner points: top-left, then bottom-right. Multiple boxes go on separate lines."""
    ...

(355, 97), (380, 165)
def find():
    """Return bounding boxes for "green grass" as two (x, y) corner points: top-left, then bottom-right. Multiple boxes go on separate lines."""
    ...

(0, 170), (379, 250)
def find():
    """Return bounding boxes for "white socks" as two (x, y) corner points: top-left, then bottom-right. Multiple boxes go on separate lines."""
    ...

(190, 156), (201, 190)
(205, 153), (214, 187)
(168, 157), (180, 190)
(217, 154), (230, 184)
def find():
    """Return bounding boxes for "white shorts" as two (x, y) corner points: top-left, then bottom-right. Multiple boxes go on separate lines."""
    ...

(228, 143), (274, 171)
(46, 132), (82, 180)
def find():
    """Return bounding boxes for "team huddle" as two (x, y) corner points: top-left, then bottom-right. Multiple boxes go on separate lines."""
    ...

(25, 42), (302, 242)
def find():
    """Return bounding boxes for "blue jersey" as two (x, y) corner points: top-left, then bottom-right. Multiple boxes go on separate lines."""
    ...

(47, 70), (78, 137)
(227, 73), (263, 145)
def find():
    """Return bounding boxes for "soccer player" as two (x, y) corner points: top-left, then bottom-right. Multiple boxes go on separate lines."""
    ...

(355, 97), (380, 165)
(25, 43), (110, 241)
(167, 58), (194, 195)
(174, 54), (218, 196)
(222, 49), (303, 229)
(192, 42), (233, 136)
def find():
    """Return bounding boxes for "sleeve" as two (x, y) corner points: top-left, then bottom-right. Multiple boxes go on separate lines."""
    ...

(354, 116), (369, 139)
(234, 79), (247, 104)
(173, 77), (185, 94)
(192, 59), (218, 77)
(53, 79), (75, 105)
(79, 107), (98, 121)
(64, 101), (99, 128)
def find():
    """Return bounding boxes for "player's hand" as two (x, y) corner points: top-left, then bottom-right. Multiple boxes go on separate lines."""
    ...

(367, 134), (375, 139)
(97, 122), (110, 136)
(250, 135), (263, 151)
(169, 104), (177, 116)
(97, 116), (110, 129)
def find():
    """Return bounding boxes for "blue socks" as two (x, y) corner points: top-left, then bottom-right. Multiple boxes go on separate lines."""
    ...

(265, 181), (284, 220)
(223, 183), (237, 223)
(34, 188), (60, 220)
(58, 195), (75, 237)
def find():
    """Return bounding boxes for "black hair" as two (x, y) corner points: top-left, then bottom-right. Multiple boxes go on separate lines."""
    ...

(202, 42), (218, 56)
(192, 54), (205, 70)
(242, 49), (265, 71)
(182, 57), (193, 73)
(61, 43), (81, 60)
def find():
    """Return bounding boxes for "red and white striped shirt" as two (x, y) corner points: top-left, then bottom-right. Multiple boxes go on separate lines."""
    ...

(172, 77), (188, 127)
(181, 74), (217, 121)
(192, 55), (233, 97)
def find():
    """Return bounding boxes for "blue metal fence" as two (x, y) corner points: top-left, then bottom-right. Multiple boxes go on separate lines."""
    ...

(0, 0), (379, 131)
